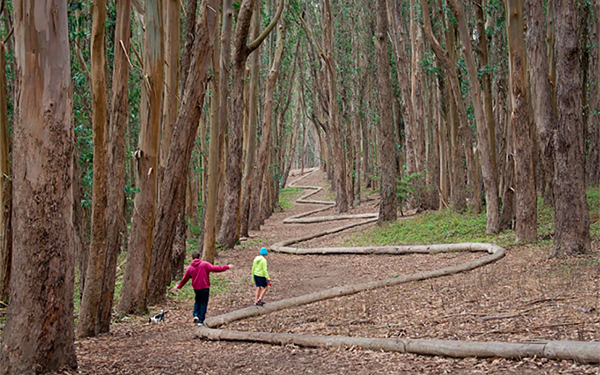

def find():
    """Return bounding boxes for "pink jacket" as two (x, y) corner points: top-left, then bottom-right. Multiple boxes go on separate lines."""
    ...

(176, 259), (230, 290)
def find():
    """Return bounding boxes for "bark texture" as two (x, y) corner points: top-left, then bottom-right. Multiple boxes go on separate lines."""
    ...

(0, 1), (77, 372)
(551, 0), (591, 257)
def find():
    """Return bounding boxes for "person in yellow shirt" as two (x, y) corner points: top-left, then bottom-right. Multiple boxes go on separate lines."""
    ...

(252, 247), (271, 306)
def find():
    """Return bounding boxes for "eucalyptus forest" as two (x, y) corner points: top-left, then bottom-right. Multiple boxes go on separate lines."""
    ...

(0, 0), (598, 374)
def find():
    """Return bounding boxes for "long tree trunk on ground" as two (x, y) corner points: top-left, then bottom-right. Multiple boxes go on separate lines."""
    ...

(506, 0), (537, 242)
(98, 0), (132, 334)
(240, 5), (261, 236)
(0, 1), (77, 372)
(202, 26), (224, 264)
(375, 0), (397, 222)
(218, 0), (284, 248)
(0, 42), (11, 302)
(118, 0), (164, 314)
(525, 0), (556, 205)
(250, 21), (288, 230)
(147, 0), (219, 301)
(447, 0), (500, 233)
(78, 0), (108, 338)
(551, 0), (591, 257)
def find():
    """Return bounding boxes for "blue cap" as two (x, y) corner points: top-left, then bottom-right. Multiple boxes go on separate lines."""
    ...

(260, 247), (268, 255)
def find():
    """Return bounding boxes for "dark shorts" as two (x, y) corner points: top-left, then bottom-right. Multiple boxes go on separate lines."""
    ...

(254, 275), (268, 288)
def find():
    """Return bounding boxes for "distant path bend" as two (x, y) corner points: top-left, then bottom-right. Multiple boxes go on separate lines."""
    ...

(198, 170), (600, 364)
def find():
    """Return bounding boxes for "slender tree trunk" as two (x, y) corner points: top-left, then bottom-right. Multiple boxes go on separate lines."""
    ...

(78, 0), (108, 338)
(118, 0), (164, 314)
(447, 0), (500, 233)
(375, 0), (397, 222)
(0, 1), (78, 372)
(218, 0), (284, 248)
(525, 0), (556, 205)
(241, 6), (261, 235)
(586, 0), (600, 185)
(147, 0), (219, 302)
(0, 42), (11, 303)
(551, 0), (591, 257)
(506, 0), (537, 242)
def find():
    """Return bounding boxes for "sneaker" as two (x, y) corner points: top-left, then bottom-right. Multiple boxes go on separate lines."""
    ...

(257, 299), (265, 306)
(253, 302), (259, 306)
(193, 317), (199, 324)
(197, 322), (204, 327)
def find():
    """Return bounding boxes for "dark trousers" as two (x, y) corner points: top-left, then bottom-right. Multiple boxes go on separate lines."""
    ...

(194, 288), (210, 323)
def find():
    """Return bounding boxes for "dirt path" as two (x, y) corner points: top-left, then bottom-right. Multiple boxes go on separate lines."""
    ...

(71, 170), (599, 375)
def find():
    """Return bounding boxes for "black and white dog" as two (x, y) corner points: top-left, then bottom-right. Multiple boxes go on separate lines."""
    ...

(149, 310), (169, 324)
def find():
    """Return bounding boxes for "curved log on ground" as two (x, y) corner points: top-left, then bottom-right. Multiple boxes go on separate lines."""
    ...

(197, 170), (600, 364)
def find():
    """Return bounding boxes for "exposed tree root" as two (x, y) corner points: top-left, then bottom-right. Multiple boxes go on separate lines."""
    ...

(197, 170), (600, 363)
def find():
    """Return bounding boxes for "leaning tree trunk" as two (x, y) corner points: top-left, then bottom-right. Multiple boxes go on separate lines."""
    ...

(147, 0), (219, 301)
(118, 0), (164, 314)
(78, 0), (108, 338)
(218, 0), (284, 248)
(240, 5), (260, 236)
(447, 0), (500, 233)
(0, 1), (78, 372)
(98, 0), (132, 334)
(550, 0), (591, 257)
(375, 0), (397, 222)
(250, 21), (286, 231)
(507, 0), (537, 242)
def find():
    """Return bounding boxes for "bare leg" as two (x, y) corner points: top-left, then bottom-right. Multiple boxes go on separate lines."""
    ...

(258, 285), (269, 301)
(255, 287), (261, 302)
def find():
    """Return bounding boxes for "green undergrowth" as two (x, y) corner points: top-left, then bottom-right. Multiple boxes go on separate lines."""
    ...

(343, 188), (600, 249)
(279, 187), (304, 210)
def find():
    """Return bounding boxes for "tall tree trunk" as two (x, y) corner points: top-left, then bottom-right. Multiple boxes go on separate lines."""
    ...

(323, 0), (348, 213)
(586, 0), (600, 185)
(409, 0), (426, 195)
(551, 0), (591, 257)
(78, 0), (108, 338)
(0, 1), (78, 372)
(218, 0), (284, 248)
(147, 0), (219, 302)
(507, 0), (537, 242)
(0, 42), (11, 303)
(475, 0), (498, 183)
(98, 0), (132, 333)
(525, 0), (556, 205)
(203, 36), (224, 263)
(118, 0), (164, 314)
(250, 19), (288, 230)
(240, 5), (261, 236)
(375, 0), (397, 222)
(447, 0), (500, 233)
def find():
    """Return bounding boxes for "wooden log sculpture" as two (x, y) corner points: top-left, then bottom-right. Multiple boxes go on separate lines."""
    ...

(197, 170), (600, 363)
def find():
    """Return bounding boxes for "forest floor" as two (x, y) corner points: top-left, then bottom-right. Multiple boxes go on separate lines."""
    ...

(67, 170), (598, 374)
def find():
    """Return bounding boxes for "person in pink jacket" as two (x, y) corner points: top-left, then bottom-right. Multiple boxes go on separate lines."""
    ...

(171, 252), (233, 326)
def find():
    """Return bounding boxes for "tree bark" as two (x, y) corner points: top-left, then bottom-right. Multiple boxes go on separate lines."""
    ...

(0, 42), (11, 303)
(78, 0), (109, 338)
(447, 0), (500, 233)
(506, 0), (537, 242)
(551, 0), (591, 257)
(250, 21), (287, 230)
(218, 0), (284, 248)
(0, 1), (78, 371)
(240, 5), (261, 235)
(98, 0), (132, 334)
(525, 0), (556, 205)
(118, 0), (164, 314)
(375, 0), (397, 222)
(146, 0), (219, 303)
